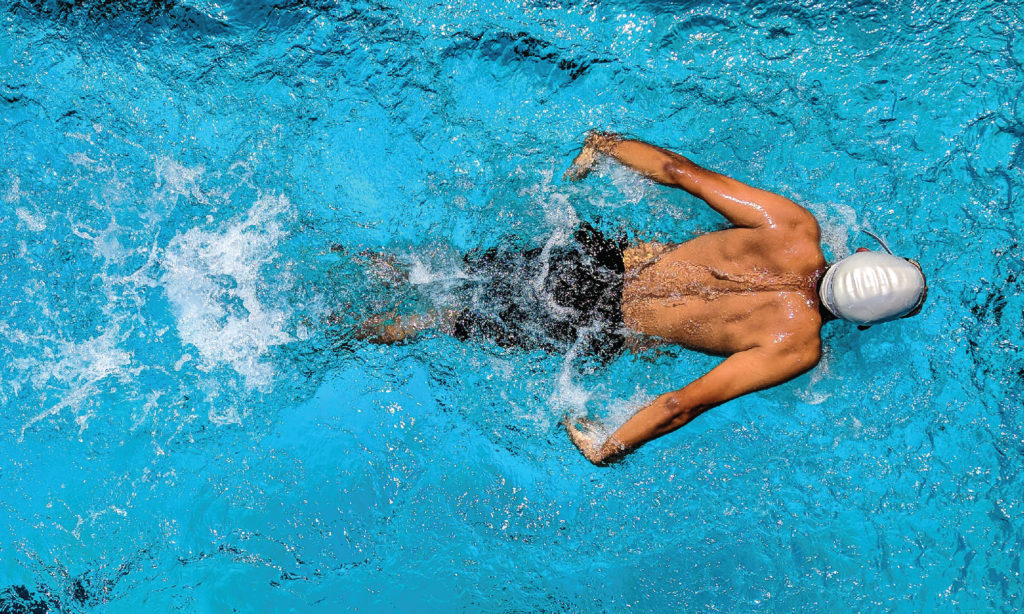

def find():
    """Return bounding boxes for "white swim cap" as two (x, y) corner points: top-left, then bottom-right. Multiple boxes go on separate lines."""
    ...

(819, 251), (926, 325)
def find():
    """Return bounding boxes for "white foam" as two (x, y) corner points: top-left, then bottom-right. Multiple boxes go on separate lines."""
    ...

(519, 171), (583, 320)
(518, 168), (580, 231)
(794, 340), (836, 405)
(160, 193), (294, 391)
(551, 356), (593, 417)
(531, 227), (578, 320)
(541, 191), (579, 230)
(153, 156), (205, 201)
(173, 353), (193, 371)
(5, 175), (23, 203)
(605, 388), (654, 428)
(552, 375), (650, 448)
(204, 379), (243, 425)
(15, 207), (46, 232)
(132, 391), (163, 431)
(407, 257), (472, 285)
(72, 216), (126, 264)
(75, 409), (95, 436)
(549, 321), (657, 446)
(19, 328), (133, 438)
(607, 160), (657, 205)
(145, 156), (207, 224)
(24, 328), (131, 390)
(67, 151), (106, 172)
(806, 199), (858, 260)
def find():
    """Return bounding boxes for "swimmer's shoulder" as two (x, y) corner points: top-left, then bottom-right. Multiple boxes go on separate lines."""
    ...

(763, 199), (821, 241)
(758, 315), (823, 374)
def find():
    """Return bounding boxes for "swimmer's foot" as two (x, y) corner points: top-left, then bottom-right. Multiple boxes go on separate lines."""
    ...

(330, 245), (408, 286)
(356, 309), (458, 344)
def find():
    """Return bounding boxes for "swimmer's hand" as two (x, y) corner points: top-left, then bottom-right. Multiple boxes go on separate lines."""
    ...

(564, 142), (598, 181)
(564, 131), (623, 181)
(563, 415), (623, 467)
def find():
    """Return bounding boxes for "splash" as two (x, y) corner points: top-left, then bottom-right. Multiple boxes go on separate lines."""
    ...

(606, 159), (657, 206)
(144, 156), (208, 225)
(407, 257), (472, 285)
(71, 216), (127, 265)
(153, 156), (206, 203)
(19, 327), (133, 438)
(4, 174), (23, 203)
(14, 207), (46, 232)
(551, 338), (594, 418)
(794, 343), (834, 405)
(161, 193), (295, 394)
(549, 322), (652, 439)
(813, 200), (859, 260)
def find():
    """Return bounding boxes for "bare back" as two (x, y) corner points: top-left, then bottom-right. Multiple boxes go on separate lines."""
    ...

(563, 133), (834, 465)
(622, 226), (827, 355)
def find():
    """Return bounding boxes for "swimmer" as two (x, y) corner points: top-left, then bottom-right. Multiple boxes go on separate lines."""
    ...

(358, 132), (927, 466)
(561, 132), (926, 465)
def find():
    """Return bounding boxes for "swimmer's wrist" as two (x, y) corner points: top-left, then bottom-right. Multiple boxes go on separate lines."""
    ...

(585, 131), (623, 154)
(592, 436), (628, 466)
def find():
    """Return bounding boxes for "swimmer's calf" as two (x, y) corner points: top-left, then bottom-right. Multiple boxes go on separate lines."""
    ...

(356, 309), (460, 344)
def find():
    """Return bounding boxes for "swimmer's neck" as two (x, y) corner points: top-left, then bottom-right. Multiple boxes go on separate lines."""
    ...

(816, 263), (838, 323)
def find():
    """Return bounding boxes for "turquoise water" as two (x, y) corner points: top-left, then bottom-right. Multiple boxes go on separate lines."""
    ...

(2, 0), (1022, 610)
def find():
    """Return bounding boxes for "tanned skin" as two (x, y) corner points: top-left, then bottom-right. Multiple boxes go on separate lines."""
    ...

(562, 133), (827, 466)
(355, 133), (829, 466)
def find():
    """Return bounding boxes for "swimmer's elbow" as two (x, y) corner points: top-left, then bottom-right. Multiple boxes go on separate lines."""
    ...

(790, 339), (822, 371)
(662, 157), (712, 191)
(775, 205), (820, 239)
(659, 392), (707, 431)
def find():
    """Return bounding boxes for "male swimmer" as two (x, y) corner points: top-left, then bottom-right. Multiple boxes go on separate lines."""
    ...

(358, 133), (927, 466)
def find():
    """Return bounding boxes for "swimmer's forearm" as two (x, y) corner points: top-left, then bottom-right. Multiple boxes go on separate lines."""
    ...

(593, 391), (707, 464)
(580, 131), (797, 229)
(587, 133), (712, 191)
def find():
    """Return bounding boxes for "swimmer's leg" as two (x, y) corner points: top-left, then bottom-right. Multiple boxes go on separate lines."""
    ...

(356, 309), (461, 344)
(331, 244), (408, 285)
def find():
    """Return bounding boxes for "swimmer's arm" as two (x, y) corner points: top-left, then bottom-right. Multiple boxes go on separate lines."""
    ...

(566, 132), (812, 229)
(565, 343), (820, 466)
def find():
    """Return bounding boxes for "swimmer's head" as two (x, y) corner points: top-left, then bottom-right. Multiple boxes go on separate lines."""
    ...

(819, 250), (927, 326)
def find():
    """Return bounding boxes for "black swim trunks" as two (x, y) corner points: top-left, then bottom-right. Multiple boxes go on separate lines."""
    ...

(450, 222), (626, 361)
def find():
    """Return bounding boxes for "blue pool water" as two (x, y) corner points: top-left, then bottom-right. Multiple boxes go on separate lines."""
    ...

(2, 0), (1022, 610)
